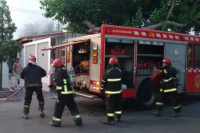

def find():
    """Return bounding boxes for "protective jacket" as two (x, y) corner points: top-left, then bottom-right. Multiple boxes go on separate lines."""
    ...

(101, 66), (122, 94)
(51, 65), (82, 127)
(154, 66), (181, 114)
(54, 65), (74, 96)
(160, 66), (178, 93)
(20, 63), (46, 88)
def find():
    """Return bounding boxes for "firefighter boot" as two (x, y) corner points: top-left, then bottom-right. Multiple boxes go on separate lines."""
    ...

(153, 110), (161, 117)
(74, 117), (82, 126)
(116, 115), (122, 122)
(103, 116), (114, 125)
(23, 114), (29, 119)
(171, 112), (180, 117)
(102, 121), (114, 125)
(23, 104), (30, 119)
(38, 101), (44, 118)
(171, 104), (181, 117)
(39, 110), (45, 118)
(50, 120), (61, 127)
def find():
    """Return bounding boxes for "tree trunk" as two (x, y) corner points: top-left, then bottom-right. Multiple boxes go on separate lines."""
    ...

(0, 62), (2, 91)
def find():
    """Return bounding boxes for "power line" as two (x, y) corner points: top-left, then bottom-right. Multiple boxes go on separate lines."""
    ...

(10, 6), (40, 13)
(9, 6), (42, 13)
(10, 9), (43, 14)
(8, 6), (44, 14)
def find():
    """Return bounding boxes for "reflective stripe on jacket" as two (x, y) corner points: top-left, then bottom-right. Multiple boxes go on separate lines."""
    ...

(100, 66), (122, 93)
(160, 67), (177, 93)
(54, 66), (74, 95)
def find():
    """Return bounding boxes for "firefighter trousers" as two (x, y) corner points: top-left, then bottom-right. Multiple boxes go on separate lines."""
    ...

(155, 91), (181, 113)
(24, 86), (44, 114)
(105, 93), (122, 122)
(53, 94), (82, 125)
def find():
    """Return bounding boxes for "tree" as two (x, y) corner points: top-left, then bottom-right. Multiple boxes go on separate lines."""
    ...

(0, 0), (21, 90)
(40, 0), (200, 34)
(18, 20), (58, 37)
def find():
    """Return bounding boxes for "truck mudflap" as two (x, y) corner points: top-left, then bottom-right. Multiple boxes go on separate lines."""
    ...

(75, 92), (98, 99)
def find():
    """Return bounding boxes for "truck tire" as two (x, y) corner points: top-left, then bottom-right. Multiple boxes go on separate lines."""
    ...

(136, 81), (156, 110)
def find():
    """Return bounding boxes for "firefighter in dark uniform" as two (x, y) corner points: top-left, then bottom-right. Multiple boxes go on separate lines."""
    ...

(20, 55), (46, 119)
(50, 58), (82, 127)
(150, 58), (181, 117)
(101, 57), (122, 125)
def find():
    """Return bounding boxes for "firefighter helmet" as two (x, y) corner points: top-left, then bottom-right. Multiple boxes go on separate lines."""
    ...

(108, 57), (118, 65)
(28, 54), (36, 65)
(162, 58), (171, 65)
(51, 58), (63, 68)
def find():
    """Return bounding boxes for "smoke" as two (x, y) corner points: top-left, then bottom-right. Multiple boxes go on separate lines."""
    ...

(17, 19), (59, 38)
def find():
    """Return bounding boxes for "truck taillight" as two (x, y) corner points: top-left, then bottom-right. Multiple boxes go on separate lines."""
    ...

(90, 80), (93, 84)
(67, 58), (70, 63)
(66, 52), (70, 57)
(66, 52), (70, 63)
(93, 58), (98, 64)
(93, 80), (96, 85)
(91, 80), (100, 91)
(93, 45), (98, 64)
(93, 50), (98, 57)
(93, 50), (98, 64)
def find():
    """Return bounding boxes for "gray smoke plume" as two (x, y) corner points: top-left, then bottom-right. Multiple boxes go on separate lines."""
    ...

(17, 20), (58, 38)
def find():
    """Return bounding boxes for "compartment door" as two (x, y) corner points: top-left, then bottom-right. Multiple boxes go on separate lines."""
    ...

(165, 42), (187, 93)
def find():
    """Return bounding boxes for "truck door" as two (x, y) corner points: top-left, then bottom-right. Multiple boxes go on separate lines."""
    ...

(165, 42), (187, 93)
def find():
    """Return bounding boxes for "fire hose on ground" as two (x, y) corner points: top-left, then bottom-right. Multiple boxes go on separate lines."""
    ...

(0, 86), (24, 104)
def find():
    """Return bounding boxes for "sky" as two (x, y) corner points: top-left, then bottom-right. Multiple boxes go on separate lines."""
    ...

(6, 0), (55, 39)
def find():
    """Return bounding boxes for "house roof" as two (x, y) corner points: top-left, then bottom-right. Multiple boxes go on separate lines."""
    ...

(16, 32), (64, 43)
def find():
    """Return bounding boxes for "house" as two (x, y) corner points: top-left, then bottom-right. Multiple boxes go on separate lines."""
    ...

(16, 32), (86, 85)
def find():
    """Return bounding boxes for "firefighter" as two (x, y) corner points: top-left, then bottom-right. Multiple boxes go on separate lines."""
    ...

(100, 57), (122, 125)
(150, 58), (181, 117)
(50, 58), (82, 127)
(20, 55), (46, 119)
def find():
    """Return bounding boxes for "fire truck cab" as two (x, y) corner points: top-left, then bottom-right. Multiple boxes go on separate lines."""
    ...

(43, 24), (200, 109)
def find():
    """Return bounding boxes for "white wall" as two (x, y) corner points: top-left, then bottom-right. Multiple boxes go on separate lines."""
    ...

(2, 62), (9, 89)
(18, 48), (25, 68)
(23, 38), (51, 85)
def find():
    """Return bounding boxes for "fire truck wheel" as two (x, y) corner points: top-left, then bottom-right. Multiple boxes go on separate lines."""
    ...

(136, 81), (156, 110)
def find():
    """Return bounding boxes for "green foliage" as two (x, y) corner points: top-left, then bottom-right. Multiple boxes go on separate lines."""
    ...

(149, 1), (167, 24)
(40, 0), (200, 33)
(124, 7), (143, 28)
(0, 0), (21, 62)
(131, 7), (143, 27)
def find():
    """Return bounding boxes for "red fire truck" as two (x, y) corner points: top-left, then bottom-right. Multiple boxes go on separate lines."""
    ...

(43, 24), (200, 109)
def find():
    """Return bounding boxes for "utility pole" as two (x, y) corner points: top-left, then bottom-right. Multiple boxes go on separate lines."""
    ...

(0, 3), (4, 90)
(57, 20), (60, 45)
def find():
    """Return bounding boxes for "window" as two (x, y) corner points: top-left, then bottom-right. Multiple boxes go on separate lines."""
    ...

(194, 44), (200, 68)
(187, 44), (192, 67)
